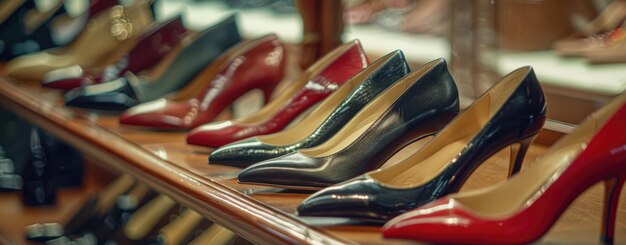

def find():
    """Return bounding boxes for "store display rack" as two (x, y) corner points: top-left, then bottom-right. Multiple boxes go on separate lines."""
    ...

(0, 77), (624, 244)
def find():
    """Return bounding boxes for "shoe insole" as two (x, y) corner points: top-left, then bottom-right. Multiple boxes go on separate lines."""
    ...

(385, 136), (473, 187)
(299, 59), (442, 158)
(302, 112), (378, 157)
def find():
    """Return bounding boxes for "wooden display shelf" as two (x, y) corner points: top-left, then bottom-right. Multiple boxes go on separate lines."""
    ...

(1, 77), (625, 245)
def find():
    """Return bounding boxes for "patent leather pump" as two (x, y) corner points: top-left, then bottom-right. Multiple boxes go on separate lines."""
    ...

(382, 92), (626, 245)
(63, 15), (242, 111)
(118, 34), (286, 130)
(186, 40), (369, 147)
(296, 66), (546, 220)
(209, 50), (410, 168)
(5, 1), (154, 80)
(238, 58), (460, 190)
(43, 16), (186, 90)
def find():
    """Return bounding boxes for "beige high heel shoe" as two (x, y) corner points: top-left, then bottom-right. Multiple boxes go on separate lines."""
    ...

(5, 1), (154, 81)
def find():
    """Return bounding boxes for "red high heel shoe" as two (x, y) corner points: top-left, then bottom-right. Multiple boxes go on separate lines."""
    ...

(186, 40), (369, 148)
(382, 92), (626, 245)
(42, 16), (187, 90)
(118, 34), (286, 130)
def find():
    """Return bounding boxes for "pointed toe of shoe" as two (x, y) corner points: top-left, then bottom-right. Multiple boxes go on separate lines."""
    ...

(381, 222), (411, 239)
(236, 163), (275, 184)
(297, 189), (369, 217)
(208, 147), (252, 168)
(237, 153), (332, 189)
(63, 79), (139, 111)
(186, 121), (241, 147)
(209, 138), (276, 167)
(120, 99), (190, 129)
(236, 160), (299, 187)
(5, 53), (60, 81)
(42, 65), (88, 90)
(5, 61), (44, 81)
(119, 111), (178, 128)
(381, 214), (453, 242)
(296, 177), (395, 220)
(380, 197), (475, 243)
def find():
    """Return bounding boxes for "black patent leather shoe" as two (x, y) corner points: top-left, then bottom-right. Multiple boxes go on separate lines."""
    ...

(210, 50), (411, 167)
(237, 58), (460, 190)
(64, 15), (242, 111)
(297, 66), (547, 221)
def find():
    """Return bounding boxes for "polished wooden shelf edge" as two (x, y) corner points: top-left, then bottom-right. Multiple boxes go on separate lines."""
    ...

(0, 77), (348, 245)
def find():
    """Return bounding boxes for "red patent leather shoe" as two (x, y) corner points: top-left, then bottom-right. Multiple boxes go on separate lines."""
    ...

(118, 34), (286, 130)
(186, 40), (369, 148)
(382, 92), (626, 245)
(42, 16), (186, 90)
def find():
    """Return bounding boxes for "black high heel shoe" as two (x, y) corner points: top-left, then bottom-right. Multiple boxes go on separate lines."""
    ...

(237, 58), (460, 190)
(297, 66), (547, 222)
(210, 50), (411, 167)
(63, 15), (242, 111)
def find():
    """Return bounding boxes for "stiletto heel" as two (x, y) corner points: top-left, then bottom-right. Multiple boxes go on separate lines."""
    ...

(508, 135), (536, 177)
(296, 66), (545, 221)
(382, 92), (626, 245)
(601, 175), (625, 244)
(239, 58), (460, 190)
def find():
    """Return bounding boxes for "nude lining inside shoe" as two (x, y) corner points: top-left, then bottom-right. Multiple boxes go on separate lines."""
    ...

(299, 59), (442, 158)
(231, 42), (362, 125)
(258, 51), (397, 146)
(446, 92), (626, 219)
(368, 67), (531, 188)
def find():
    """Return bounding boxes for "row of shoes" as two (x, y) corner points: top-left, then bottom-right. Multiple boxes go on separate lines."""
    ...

(24, 175), (245, 245)
(221, 46), (626, 244)
(4, 2), (626, 244)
